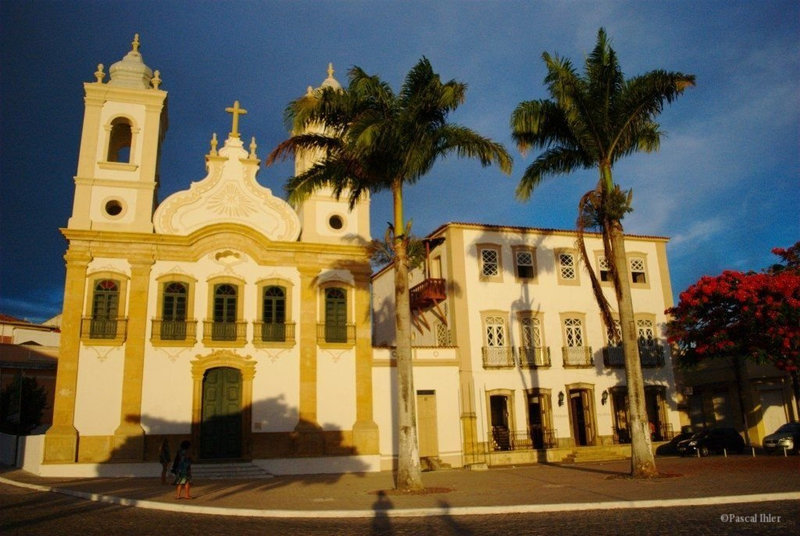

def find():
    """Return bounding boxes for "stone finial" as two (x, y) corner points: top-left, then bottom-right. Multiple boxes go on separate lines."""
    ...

(131, 33), (141, 53)
(210, 133), (218, 156)
(249, 137), (258, 159)
(151, 70), (162, 89)
(306, 86), (314, 96)
(327, 62), (334, 79)
(94, 63), (105, 83)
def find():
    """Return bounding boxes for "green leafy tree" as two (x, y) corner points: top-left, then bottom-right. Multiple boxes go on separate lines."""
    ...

(510, 28), (694, 477)
(666, 242), (800, 425)
(268, 58), (511, 490)
(0, 375), (48, 435)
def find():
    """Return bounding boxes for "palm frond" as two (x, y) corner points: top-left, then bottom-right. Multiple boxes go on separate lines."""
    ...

(515, 146), (588, 200)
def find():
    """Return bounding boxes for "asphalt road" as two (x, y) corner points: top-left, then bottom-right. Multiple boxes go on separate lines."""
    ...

(1, 481), (796, 535)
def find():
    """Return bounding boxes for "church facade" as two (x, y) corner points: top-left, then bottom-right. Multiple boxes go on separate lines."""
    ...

(41, 36), (416, 475)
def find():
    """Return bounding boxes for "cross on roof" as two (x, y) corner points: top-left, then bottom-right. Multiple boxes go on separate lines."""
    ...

(225, 100), (247, 138)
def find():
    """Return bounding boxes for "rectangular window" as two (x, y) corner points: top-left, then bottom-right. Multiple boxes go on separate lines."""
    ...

(630, 257), (647, 284)
(515, 250), (535, 279)
(558, 253), (578, 281)
(480, 248), (499, 278)
(212, 284), (238, 341)
(161, 282), (188, 340)
(325, 287), (347, 343)
(91, 279), (120, 339)
(262, 286), (286, 342)
(598, 256), (611, 282)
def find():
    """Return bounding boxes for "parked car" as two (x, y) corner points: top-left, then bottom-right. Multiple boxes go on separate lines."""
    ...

(655, 429), (695, 456)
(677, 427), (745, 457)
(763, 422), (800, 454)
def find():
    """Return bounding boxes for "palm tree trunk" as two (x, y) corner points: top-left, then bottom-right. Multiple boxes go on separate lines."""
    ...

(392, 182), (424, 491)
(607, 219), (658, 477)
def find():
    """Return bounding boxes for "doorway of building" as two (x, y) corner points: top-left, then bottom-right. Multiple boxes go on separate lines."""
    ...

(645, 387), (665, 441)
(416, 390), (439, 458)
(527, 391), (553, 448)
(490, 395), (511, 450)
(569, 388), (594, 446)
(200, 367), (242, 459)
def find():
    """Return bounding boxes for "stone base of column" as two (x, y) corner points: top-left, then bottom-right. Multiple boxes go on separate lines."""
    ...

(293, 420), (324, 456)
(111, 424), (145, 461)
(43, 425), (79, 463)
(352, 420), (379, 454)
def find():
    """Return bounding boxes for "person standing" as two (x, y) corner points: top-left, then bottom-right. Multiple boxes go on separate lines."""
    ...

(158, 439), (171, 485)
(174, 440), (192, 499)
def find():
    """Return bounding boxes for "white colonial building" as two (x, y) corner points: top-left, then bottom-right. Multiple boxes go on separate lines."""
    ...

(372, 222), (681, 465)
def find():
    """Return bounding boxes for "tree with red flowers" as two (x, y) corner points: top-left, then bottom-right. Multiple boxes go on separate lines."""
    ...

(666, 242), (800, 417)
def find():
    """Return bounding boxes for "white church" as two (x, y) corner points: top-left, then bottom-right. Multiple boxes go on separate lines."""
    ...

(27, 36), (681, 477)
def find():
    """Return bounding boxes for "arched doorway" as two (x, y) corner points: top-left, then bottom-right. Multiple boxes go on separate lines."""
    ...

(201, 367), (242, 459)
(191, 351), (255, 461)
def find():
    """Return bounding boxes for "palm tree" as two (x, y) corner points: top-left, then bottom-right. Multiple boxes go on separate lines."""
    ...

(510, 28), (694, 477)
(268, 58), (511, 490)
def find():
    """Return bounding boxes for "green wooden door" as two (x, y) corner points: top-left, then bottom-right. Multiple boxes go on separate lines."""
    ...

(201, 367), (242, 459)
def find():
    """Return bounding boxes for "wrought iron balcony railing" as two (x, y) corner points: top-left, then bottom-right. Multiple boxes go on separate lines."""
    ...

(203, 321), (247, 343)
(517, 346), (551, 368)
(81, 317), (127, 340)
(603, 344), (665, 368)
(562, 346), (593, 367)
(152, 319), (197, 341)
(316, 323), (355, 344)
(489, 428), (558, 451)
(254, 322), (295, 343)
(482, 346), (515, 368)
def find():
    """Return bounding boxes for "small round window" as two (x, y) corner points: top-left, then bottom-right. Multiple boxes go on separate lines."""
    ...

(328, 214), (344, 230)
(105, 199), (124, 217)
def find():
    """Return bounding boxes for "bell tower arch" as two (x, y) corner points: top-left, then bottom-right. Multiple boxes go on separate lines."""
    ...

(68, 34), (168, 233)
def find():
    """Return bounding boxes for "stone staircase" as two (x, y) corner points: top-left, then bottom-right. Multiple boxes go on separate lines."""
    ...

(190, 462), (274, 480)
(560, 445), (630, 464)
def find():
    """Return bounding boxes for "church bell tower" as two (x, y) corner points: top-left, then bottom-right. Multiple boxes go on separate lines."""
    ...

(294, 64), (370, 245)
(67, 34), (168, 233)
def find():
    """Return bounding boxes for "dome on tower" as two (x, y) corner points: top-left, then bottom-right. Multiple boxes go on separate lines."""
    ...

(108, 34), (154, 89)
(318, 63), (342, 91)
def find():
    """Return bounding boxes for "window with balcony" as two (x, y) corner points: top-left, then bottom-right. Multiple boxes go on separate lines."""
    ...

(212, 284), (238, 341)
(161, 282), (188, 340)
(90, 279), (120, 339)
(636, 317), (663, 366)
(562, 315), (592, 367)
(482, 313), (513, 367)
(261, 285), (286, 342)
(518, 314), (550, 367)
(324, 287), (348, 343)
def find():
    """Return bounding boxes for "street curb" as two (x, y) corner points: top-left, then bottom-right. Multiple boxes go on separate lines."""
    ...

(2, 476), (799, 518)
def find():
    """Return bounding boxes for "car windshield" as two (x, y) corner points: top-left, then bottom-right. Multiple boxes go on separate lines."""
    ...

(776, 423), (799, 433)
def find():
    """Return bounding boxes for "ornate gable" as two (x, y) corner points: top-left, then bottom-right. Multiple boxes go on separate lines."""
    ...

(153, 103), (300, 241)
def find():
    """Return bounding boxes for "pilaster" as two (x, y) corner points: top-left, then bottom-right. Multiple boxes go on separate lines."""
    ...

(44, 248), (91, 463)
(112, 256), (153, 461)
(296, 265), (320, 430)
(352, 268), (379, 453)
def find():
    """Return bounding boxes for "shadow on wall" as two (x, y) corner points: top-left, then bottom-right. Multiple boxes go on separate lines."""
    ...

(16, 392), (371, 481)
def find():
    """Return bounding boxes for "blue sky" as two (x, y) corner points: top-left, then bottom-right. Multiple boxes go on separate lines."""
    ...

(1, 1), (798, 323)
